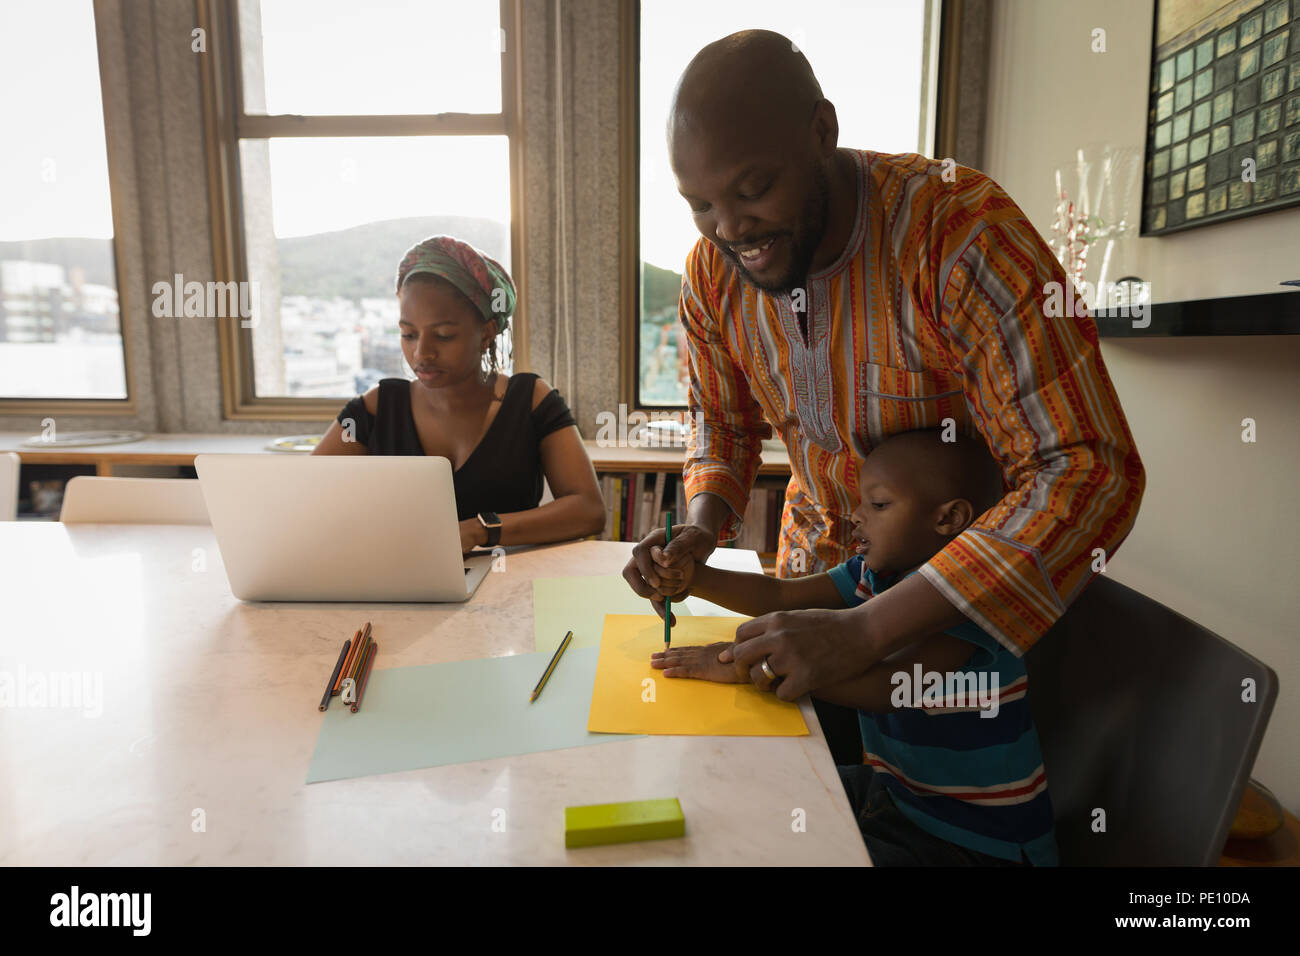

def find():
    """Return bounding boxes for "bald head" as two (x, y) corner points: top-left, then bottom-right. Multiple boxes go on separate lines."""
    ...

(669, 30), (823, 147)
(667, 31), (842, 293)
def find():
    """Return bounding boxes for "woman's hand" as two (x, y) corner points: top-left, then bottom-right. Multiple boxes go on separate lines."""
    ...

(459, 518), (487, 555)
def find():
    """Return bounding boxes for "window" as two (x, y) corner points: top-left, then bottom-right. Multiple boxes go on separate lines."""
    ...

(636, 0), (933, 407)
(0, 0), (126, 401)
(208, 0), (521, 410)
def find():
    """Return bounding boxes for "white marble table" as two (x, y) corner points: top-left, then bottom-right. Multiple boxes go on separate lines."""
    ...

(0, 524), (870, 866)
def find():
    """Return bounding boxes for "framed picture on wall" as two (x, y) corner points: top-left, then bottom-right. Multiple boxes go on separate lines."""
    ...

(1140, 0), (1300, 236)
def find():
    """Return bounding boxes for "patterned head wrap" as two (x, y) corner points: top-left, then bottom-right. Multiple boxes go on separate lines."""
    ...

(395, 235), (515, 334)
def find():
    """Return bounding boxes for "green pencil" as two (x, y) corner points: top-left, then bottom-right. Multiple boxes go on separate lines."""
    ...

(664, 515), (673, 649)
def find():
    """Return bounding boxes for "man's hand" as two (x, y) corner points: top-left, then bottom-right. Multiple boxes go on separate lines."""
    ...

(722, 605), (879, 700)
(622, 523), (717, 624)
(641, 547), (696, 625)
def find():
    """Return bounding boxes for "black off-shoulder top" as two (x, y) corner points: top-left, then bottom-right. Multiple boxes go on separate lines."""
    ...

(335, 372), (577, 520)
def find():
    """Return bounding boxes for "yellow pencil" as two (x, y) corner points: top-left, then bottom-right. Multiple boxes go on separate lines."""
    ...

(530, 630), (573, 702)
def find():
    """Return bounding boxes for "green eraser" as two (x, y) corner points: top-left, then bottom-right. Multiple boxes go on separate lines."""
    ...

(564, 798), (686, 848)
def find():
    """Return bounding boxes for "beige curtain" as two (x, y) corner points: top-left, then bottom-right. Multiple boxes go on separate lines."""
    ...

(518, 0), (622, 438)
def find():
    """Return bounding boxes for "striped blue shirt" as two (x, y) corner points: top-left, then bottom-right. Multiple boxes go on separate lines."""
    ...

(828, 555), (1059, 865)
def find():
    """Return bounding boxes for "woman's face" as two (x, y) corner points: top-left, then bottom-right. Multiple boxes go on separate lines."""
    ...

(398, 278), (492, 389)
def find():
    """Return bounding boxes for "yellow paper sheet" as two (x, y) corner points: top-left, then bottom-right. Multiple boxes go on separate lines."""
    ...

(587, 615), (809, 736)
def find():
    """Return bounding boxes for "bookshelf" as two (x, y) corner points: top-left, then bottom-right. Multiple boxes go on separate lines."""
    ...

(0, 433), (792, 476)
(1, 434), (794, 570)
(589, 441), (791, 576)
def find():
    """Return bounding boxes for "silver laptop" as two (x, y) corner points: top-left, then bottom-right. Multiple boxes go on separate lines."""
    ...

(194, 454), (493, 602)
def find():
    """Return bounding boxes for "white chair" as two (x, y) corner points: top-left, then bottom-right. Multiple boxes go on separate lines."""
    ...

(60, 476), (210, 524)
(0, 452), (19, 521)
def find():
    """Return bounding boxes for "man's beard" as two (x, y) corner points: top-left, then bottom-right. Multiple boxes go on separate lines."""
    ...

(730, 161), (831, 296)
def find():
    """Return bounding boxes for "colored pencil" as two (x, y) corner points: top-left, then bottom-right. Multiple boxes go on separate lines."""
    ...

(319, 639), (351, 711)
(353, 623), (373, 672)
(664, 516), (673, 648)
(332, 628), (359, 695)
(350, 642), (378, 713)
(530, 630), (573, 702)
(333, 626), (363, 696)
(347, 625), (373, 691)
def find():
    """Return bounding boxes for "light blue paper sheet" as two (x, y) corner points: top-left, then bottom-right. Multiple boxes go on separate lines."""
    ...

(306, 646), (636, 783)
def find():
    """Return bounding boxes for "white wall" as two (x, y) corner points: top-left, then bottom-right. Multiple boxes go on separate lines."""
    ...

(986, 0), (1300, 303)
(986, 0), (1300, 815)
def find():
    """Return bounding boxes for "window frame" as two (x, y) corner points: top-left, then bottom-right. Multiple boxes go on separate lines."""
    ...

(199, 0), (528, 421)
(0, 0), (139, 415)
(623, 0), (951, 412)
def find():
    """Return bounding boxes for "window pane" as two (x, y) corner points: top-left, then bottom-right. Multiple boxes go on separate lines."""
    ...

(639, 2), (928, 406)
(240, 0), (502, 116)
(240, 136), (512, 398)
(0, 0), (125, 400)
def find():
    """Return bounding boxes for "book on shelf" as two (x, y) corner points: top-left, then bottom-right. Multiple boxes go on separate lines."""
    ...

(720, 477), (787, 557)
(599, 474), (616, 540)
(587, 469), (680, 543)
(766, 481), (783, 553)
(625, 475), (639, 540)
(650, 471), (667, 534)
(588, 469), (786, 550)
(611, 476), (624, 543)
(634, 472), (652, 540)
(738, 489), (764, 552)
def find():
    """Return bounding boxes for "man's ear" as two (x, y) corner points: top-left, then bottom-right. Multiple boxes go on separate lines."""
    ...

(934, 498), (976, 536)
(810, 99), (839, 156)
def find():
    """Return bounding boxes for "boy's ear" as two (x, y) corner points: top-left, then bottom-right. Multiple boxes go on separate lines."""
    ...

(933, 498), (976, 536)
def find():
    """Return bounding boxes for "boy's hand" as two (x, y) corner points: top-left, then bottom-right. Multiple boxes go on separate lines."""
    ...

(650, 642), (742, 683)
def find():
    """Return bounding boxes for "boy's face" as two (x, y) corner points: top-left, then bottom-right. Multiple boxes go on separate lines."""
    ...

(849, 455), (950, 576)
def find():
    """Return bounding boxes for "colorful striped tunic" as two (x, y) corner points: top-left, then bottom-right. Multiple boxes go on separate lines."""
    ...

(828, 556), (1058, 865)
(680, 149), (1146, 654)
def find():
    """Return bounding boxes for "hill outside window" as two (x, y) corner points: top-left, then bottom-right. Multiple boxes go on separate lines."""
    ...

(201, 0), (524, 420)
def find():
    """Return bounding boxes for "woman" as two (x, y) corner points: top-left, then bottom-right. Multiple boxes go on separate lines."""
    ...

(314, 235), (605, 553)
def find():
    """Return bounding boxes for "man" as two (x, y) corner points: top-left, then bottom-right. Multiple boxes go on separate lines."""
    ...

(623, 30), (1145, 699)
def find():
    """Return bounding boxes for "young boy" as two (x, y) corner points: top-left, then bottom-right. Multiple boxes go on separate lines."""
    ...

(649, 428), (1059, 866)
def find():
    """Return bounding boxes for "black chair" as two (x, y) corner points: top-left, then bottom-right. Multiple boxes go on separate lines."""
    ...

(1025, 575), (1278, 865)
